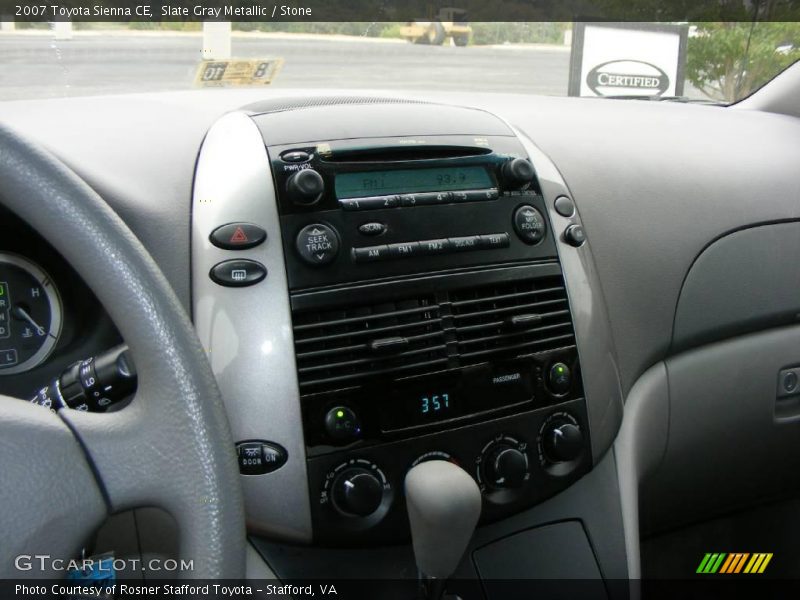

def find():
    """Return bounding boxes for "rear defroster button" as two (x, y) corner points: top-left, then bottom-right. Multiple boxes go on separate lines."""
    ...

(210, 259), (267, 287)
(296, 223), (340, 266)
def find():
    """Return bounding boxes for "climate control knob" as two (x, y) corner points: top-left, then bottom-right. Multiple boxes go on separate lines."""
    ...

(541, 415), (584, 463)
(332, 467), (384, 517)
(478, 435), (530, 493)
(485, 446), (528, 489)
(501, 157), (535, 189)
(287, 168), (324, 205)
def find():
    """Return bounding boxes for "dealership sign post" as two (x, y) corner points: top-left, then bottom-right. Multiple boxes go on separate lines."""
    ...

(568, 22), (688, 98)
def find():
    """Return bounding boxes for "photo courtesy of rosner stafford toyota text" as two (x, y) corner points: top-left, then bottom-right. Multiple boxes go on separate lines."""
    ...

(1, 0), (800, 598)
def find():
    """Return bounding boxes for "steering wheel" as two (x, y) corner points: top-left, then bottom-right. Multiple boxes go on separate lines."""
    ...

(0, 124), (246, 578)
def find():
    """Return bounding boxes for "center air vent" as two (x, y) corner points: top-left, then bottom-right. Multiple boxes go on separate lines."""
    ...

(293, 296), (449, 394)
(292, 273), (576, 396)
(451, 276), (575, 365)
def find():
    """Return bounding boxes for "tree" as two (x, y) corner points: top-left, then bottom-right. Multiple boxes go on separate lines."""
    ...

(687, 21), (800, 101)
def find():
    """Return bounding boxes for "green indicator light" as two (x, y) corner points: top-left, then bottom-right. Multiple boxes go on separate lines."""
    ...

(336, 410), (344, 418)
(557, 366), (564, 373)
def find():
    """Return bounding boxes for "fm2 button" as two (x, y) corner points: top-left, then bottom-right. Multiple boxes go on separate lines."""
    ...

(296, 223), (340, 266)
(209, 259), (266, 287)
(513, 205), (546, 245)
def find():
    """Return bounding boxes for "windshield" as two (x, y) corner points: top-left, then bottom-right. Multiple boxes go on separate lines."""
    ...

(1, 21), (798, 103)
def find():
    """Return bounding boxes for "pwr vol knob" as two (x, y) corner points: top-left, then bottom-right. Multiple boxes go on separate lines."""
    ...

(287, 168), (324, 205)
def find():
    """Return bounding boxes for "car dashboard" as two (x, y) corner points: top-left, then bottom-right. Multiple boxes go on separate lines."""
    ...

(2, 85), (800, 586)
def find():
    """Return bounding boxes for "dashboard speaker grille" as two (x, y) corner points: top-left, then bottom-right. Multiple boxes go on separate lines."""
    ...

(292, 274), (575, 396)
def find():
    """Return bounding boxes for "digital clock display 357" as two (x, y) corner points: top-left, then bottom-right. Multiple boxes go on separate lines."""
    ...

(335, 167), (493, 199)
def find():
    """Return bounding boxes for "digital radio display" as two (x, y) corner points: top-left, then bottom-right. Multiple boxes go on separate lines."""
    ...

(335, 167), (493, 199)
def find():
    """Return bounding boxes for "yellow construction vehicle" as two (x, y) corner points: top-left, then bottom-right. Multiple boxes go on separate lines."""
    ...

(400, 8), (472, 46)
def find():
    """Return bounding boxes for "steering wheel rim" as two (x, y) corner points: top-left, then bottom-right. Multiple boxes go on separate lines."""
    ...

(0, 123), (245, 578)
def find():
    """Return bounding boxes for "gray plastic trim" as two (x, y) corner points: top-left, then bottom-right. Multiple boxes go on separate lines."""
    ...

(513, 128), (624, 464)
(672, 221), (800, 353)
(642, 325), (800, 532)
(192, 111), (312, 543)
(612, 363), (669, 580)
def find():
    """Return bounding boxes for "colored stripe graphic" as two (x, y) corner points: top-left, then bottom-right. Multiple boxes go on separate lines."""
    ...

(758, 553), (773, 573)
(698, 552), (772, 574)
(719, 554), (736, 573)
(720, 552), (742, 573)
(697, 554), (713, 573)
(733, 553), (750, 573)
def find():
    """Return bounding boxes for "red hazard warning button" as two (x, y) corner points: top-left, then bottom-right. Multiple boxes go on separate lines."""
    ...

(210, 222), (267, 250)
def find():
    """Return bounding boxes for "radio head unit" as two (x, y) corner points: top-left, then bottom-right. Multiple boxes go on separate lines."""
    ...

(267, 134), (554, 290)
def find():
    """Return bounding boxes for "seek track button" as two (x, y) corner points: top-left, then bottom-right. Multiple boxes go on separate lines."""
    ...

(296, 223), (340, 266)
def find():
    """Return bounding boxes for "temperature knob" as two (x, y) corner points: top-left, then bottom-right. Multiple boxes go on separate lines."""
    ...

(332, 467), (384, 517)
(478, 435), (530, 492)
(540, 413), (584, 464)
(287, 169), (324, 205)
(485, 446), (528, 489)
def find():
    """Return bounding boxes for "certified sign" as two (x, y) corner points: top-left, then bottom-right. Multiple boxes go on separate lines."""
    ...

(569, 23), (687, 98)
(194, 58), (283, 88)
(586, 60), (670, 96)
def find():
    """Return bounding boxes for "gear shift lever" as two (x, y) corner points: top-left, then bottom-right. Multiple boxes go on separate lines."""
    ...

(405, 460), (482, 600)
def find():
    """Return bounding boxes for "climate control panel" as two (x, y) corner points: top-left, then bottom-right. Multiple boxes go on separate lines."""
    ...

(307, 401), (588, 545)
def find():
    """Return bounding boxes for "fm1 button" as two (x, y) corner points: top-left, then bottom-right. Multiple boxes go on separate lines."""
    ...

(210, 259), (266, 287)
(513, 205), (546, 245)
(210, 222), (266, 250)
(296, 223), (340, 266)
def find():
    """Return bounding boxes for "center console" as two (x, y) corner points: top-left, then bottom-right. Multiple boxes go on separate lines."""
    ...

(191, 101), (622, 549)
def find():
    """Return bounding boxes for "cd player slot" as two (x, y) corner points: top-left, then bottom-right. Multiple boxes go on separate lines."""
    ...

(322, 145), (493, 163)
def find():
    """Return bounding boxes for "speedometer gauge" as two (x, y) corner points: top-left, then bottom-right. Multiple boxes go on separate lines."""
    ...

(0, 253), (62, 375)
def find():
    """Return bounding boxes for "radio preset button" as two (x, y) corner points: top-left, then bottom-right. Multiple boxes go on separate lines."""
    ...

(513, 205), (546, 245)
(352, 245), (390, 263)
(296, 224), (340, 266)
(340, 196), (399, 211)
(358, 222), (386, 236)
